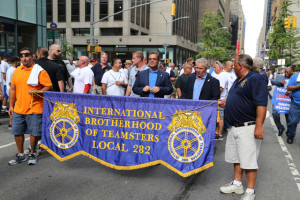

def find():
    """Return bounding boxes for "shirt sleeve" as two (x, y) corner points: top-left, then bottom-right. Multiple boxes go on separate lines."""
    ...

(101, 71), (108, 84)
(287, 74), (297, 87)
(250, 74), (268, 106)
(175, 76), (182, 88)
(39, 70), (52, 87)
(84, 70), (94, 85)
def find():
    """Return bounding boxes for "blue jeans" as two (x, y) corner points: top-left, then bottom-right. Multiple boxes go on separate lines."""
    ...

(272, 108), (289, 132)
(287, 101), (300, 138)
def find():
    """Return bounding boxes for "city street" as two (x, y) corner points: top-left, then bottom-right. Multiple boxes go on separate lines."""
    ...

(0, 101), (300, 200)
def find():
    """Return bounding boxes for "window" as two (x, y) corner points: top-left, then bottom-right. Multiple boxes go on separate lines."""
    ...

(114, 0), (123, 21)
(72, 0), (80, 22)
(73, 28), (90, 36)
(46, 0), (52, 22)
(58, 0), (66, 22)
(146, 0), (150, 29)
(130, 29), (138, 35)
(130, 0), (135, 23)
(141, 0), (146, 27)
(101, 28), (122, 36)
(85, 2), (90, 22)
(100, 0), (108, 20)
(136, 4), (140, 25)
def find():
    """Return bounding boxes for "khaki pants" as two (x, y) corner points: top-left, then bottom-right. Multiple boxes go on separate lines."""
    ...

(93, 85), (102, 94)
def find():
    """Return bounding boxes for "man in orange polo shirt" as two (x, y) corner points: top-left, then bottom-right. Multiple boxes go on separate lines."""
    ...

(8, 47), (52, 166)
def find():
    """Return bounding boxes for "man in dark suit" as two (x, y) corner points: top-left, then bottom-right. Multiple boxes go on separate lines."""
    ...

(181, 58), (220, 100)
(133, 52), (173, 98)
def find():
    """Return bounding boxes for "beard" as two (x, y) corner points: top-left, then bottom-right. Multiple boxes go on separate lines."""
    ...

(53, 53), (61, 60)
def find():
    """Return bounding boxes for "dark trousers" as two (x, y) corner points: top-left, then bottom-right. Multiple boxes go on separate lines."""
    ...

(272, 108), (289, 133)
(287, 101), (300, 138)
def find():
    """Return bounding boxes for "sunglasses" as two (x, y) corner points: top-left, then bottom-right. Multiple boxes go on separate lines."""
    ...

(19, 53), (32, 57)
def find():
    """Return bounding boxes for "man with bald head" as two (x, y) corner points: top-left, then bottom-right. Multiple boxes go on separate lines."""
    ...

(48, 44), (73, 92)
(36, 46), (64, 92)
(73, 56), (94, 94)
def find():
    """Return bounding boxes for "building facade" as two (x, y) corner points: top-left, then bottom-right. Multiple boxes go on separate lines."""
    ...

(230, 0), (245, 54)
(47, 0), (200, 65)
(0, 0), (47, 56)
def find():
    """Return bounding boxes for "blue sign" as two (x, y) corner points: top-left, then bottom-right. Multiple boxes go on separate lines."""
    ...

(50, 22), (57, 30)
(41, 92), (217, 177)
(271, 86), (291, 113)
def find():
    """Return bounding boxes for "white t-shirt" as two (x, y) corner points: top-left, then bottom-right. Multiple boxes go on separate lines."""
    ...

(73, 67), (94, 94)
(101, 69), (128, 96)
(1, 60), (10, 86)
(66, 63), (76, 75)
(5, 66), (16, 96)
(212, 71), (235, 99)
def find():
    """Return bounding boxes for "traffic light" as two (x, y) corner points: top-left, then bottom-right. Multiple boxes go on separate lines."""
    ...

(284, 17), (291, 29)
(171, 1), (176, 17)
(166, 58), (171, 64)
(292, 16), (297, 28)
(87, 45), (102, 53)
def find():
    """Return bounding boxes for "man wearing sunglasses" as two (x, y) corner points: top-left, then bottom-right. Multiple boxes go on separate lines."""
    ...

(48, 44), (72, 92)
(8, 47), (52, 166)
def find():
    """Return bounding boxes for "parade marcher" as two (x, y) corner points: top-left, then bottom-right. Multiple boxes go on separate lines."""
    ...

(180, 58), (220, 100)
(160, 62), (176, 98)
(133, 51), (173, 98)
(102, 58), (128, 96)
(88, 59), (96, 69)
(36, 46), (64, 92)
(179, 58), (195, 76)
(6, 56), (20, 128)
(66, 59), (76, 75)
(8, 47), (52, 165)
(1, 52), (11, 112)
(271, 67), (294, 136)
(212, 61), (231, 140)
(73, 56), (94, 94)
(219, 54), (268, 200)
(120, 60), (131, 80)
(286, 71), (300, 144)
(175, 63), (193, 99)
(125, 51), (148, 97)
(253, 57), (268, 85)
(92, 52), (111, 94)
(48, 44), (73, 92)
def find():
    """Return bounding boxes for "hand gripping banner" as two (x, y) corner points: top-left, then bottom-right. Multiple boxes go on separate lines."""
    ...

(40, 92), (217, 177)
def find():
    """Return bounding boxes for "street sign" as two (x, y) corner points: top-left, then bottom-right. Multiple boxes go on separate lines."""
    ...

(50, 22), (57, 31)
(87, 39), (98, 44)
(278, 59), (285, 65)
(47, 30), (59, 39)
(159, 48), (165, 52)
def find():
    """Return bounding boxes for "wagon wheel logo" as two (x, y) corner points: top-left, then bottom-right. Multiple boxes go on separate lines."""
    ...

(50, 117), (79, 149)
(168, 127), (204, 163)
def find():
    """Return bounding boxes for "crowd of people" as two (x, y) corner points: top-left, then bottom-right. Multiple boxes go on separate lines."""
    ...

(1, 44), (300, 200)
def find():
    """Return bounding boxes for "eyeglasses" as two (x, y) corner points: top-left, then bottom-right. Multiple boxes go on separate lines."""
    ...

(149, 58), (158, 60)
(19, 53), (32, 58)
(56, 50), (62, 52)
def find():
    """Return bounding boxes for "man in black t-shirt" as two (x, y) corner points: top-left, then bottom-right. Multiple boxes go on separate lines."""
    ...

(175, 63), (193, 98)
(35, 46), (64, 92)
(48, 44), (73, 92)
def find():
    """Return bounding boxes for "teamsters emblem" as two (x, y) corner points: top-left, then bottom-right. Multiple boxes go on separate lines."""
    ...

(49, 102), (80, 149)
(167, 110), (206, 163)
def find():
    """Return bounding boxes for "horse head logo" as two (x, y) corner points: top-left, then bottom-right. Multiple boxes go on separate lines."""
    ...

(50, 102), (80, 123)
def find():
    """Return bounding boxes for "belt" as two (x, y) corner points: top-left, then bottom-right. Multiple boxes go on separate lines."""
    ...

(231, 121), (256, 127)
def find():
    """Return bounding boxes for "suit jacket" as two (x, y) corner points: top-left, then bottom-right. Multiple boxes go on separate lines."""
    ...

(132, 69), (173, 98)
(180, 73), (220, 100)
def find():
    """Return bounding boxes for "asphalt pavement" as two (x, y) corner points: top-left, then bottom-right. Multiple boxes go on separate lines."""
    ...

(0, 101), (300, 200)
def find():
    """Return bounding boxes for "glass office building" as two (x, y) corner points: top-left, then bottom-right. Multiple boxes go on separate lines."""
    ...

(0, 0), (47, 56)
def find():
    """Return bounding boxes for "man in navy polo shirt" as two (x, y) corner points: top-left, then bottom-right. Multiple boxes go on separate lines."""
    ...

(219, 54), (268, 200)
(92, 52), (111, 94)
(286, 72), (300, 144)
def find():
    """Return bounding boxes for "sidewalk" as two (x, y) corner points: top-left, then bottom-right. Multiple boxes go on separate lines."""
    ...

(0, 111), (9, 125)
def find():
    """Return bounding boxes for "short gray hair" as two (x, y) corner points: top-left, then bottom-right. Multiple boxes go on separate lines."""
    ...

(253, 57), (264, 69)
(195, 58), (208, 68)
